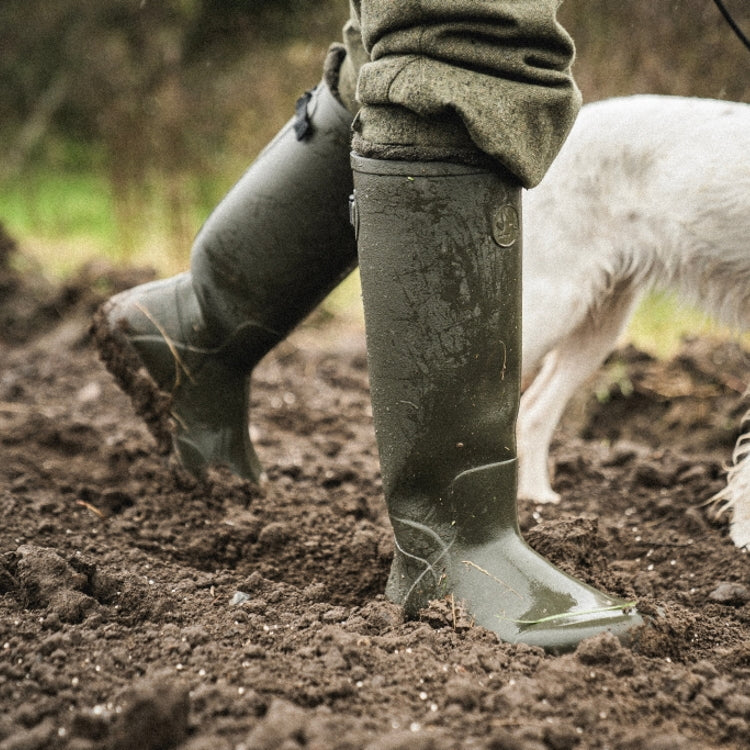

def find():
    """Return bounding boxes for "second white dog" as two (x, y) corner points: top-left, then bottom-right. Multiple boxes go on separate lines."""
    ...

(517, 94), (750, 549)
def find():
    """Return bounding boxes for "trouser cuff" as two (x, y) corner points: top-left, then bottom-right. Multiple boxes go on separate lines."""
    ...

(352, 103), (494, 169)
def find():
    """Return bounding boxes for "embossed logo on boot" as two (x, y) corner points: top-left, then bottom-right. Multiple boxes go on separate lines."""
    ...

(492, 204), (520, 248)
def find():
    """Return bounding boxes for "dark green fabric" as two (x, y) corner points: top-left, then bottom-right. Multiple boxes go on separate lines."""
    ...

(346, 0), (581, 186)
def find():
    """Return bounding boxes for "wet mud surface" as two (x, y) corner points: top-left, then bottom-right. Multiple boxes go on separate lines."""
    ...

(1, 232), (750, 749)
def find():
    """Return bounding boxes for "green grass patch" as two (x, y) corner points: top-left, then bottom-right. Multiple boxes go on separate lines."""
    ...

(627, 290), (746, 358)
(0, 166), (226, 278)
(2, 170), (115, 248)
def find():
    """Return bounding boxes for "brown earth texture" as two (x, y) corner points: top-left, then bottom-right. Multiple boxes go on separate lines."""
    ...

(1, 225), (750, 750)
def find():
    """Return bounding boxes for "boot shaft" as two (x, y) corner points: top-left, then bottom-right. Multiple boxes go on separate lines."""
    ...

(352, 156), (523, 517)
(192, 82), (358, 354)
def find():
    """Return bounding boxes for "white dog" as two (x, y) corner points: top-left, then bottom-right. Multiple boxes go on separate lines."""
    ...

(517, 94), (750, 549)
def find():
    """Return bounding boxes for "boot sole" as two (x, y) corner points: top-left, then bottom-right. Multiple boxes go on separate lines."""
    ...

(91, 304), (175, 456)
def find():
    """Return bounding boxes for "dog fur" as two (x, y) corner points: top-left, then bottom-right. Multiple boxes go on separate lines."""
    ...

(517, 94), (750, 549)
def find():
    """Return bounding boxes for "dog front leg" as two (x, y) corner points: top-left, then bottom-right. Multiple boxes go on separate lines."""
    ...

(518, 287), (639, 505)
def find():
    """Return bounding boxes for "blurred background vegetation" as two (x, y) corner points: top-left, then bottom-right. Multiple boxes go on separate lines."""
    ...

(1, 0), (749, 350)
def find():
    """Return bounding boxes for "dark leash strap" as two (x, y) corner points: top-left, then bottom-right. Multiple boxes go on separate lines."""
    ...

(712, 0), (750, 53)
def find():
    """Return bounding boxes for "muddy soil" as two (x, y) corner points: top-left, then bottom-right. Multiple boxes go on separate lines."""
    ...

(1, 228), (749, 750)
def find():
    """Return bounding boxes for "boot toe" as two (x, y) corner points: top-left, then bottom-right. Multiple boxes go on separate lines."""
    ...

(511, 605), (644, 654)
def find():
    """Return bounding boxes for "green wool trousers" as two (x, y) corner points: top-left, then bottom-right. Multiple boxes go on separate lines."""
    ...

(336, 0), (581, 187)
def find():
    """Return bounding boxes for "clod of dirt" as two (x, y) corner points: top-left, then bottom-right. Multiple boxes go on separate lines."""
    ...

(575, 631), (636, 675)
(15, 544), (97, 623)
(109, 675), (190, 750)
(708, 582), (750, 606)
(0, 717), (56, 750)
(243, 698), (308, 749)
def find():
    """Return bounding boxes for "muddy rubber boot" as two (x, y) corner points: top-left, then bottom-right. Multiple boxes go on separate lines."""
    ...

(352, 156), (643, 653)
(93, 81), (357, 480)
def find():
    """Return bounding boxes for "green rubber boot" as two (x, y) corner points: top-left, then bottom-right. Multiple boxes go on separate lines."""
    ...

(94, 81), (357, 480)
(351, 155), (643, 652)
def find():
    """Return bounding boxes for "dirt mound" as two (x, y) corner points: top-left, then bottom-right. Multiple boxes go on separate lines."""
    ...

(0, 223), (155, 345)
(1, 247), (749, 749)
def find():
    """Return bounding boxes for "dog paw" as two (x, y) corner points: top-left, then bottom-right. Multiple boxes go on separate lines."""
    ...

(518, 485), (561, 505)
(730, 520), (750, 550)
